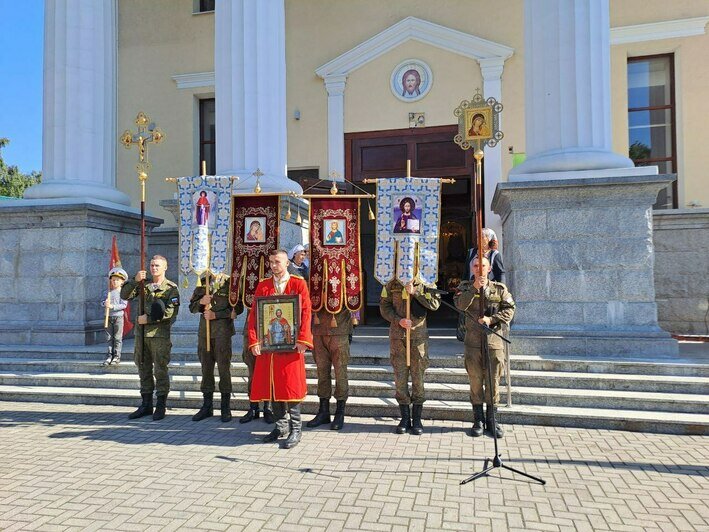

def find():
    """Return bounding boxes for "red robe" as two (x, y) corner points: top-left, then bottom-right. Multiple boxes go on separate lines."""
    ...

(247, 275), (313, 402)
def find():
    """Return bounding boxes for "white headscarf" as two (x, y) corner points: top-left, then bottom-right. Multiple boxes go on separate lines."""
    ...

(289, 244), (305, 260)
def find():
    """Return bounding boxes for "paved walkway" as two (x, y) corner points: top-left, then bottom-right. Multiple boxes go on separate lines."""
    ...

(0, 402), (707, 531)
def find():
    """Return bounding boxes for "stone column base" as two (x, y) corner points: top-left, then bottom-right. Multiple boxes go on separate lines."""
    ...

(0, 199), (162, 346)
(492, 173), (679, 358)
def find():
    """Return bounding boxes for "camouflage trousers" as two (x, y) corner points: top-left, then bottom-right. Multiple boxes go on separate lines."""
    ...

(134, 335), (172, 396)
(313, 335), (350, 401)
(198, 335), (233, 394)
(464, 344), (505, 405)
(242, 330), (255, 395)
(390, 336), (429, 405)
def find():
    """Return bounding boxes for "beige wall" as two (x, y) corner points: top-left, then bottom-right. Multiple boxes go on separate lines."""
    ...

(115, 0), (708, 215)
(285, 0), (525, 179)
(117, 0), (214, 221)
(610, 0), (709, 208)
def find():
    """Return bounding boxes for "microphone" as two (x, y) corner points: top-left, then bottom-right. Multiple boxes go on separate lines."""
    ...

(422, 286), (451, 295)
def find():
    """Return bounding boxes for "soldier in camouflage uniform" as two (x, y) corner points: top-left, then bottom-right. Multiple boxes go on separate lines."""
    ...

(306, 307), (352, 430)
(189, 273), (241, 422)
(121, 255), (180, 421)
(239, 315), (275, 424)
(454, 256), (515, 438)
(380, 279), (440, 435)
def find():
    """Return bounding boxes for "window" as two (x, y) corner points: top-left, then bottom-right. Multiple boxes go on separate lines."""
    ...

(627, 54), (677, 209)
(193, 0), (215, 14)
(199, 99), (216, 175)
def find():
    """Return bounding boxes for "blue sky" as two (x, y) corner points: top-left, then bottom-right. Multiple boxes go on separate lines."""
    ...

(0, 0), (43, 173)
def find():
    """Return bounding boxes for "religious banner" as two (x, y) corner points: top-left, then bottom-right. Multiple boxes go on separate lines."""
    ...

(374, 177), (442, 285)
(177, 175), (234, 284)
(229, 195), (280, 308)
(309, 197), (363, 313)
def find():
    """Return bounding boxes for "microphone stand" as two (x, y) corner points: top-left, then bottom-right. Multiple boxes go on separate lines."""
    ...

(426, 287), (546, 486)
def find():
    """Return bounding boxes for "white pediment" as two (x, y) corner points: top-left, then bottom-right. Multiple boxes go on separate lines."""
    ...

(315, 16), (514, 79)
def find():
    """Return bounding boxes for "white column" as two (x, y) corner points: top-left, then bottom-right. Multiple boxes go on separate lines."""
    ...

(325, 75), (347, 181)
(479, 58), (504, 244)
(215, 0), (300, 193)
(510, 0), (634, 178)
(25, 0), (130, 206)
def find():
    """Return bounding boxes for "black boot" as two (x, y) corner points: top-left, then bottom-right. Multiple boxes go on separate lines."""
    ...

(485, 404), (504, 438)
(471, 405), (484, 437)
(192, 392), (213, 421)
(263, 402), (275, 424)
(220, 393), (232, 422)
(395, 404), (411, 434)
(306, 398), (331, 428)
(282, 404), (302, 449)
(411, 404), (424, 436)
(128, 393), (153, 419)
(330, 400), (346, 431)
(239, 402), (260, 424)
(153, 394), (167, 421)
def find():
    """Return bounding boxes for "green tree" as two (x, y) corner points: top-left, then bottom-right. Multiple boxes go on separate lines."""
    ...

(629, 140), (651, 162)
(0, 138), (42, 198)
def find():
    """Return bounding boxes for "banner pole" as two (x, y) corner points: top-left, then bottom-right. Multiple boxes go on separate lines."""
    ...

(405, 160), (411, 368)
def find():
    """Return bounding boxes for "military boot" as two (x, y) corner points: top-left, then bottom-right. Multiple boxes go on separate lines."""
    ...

(411, 404), (424, 436)
(471, 405), (485, 437)
(220, 393), (232, 422)
(330, 400), (346, 431)
(192, 392), (213, 421)
(153, 394), (167, 421)
(282, 404), (302, 449)
(128, 393), (153, 419)
(395, 404), (411, 434)
(263, 402), (275, 424)
(306, 398), (331, 428)
(239, 402), (260, 424)
(485, 404), (504, 438)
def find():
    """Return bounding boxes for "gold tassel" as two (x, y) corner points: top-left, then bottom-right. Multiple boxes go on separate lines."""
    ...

(285, 203), (292, 220)
(368, 201), (375, 221)
(182, 277), (189, 289)
(295, 206), (302, 225)
(313, 313), (320, 325)
(351, 315), (359, 326)
(196, 275), (202, 287)
(330, 313), (337, 328)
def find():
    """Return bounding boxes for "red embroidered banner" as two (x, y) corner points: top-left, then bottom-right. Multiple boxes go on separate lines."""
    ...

(309, 197), (362, 313)
(230, 195), (280, 308)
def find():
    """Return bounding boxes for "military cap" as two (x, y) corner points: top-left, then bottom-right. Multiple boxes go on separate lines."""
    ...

(108, 267), (128, 280)
(150, 299), (166, 322)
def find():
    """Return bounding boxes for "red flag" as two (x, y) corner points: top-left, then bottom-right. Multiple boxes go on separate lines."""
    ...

(109, 236), (134, 337)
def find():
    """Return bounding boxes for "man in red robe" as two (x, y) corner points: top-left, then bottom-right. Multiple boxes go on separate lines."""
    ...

(248, 249), (313, 449)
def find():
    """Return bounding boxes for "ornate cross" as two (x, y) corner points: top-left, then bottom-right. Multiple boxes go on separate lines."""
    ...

(120, 112), (165, 172)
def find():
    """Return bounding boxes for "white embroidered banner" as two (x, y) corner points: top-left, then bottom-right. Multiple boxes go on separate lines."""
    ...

(374, 177), (442, 285)
(176, 175), (234, 276)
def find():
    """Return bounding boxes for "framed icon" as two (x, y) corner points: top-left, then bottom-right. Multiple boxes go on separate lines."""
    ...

(464, 106), (493, 141)
(390, 59), (433, 103)
(392, 195), (422, 234)
(323, 218), (346, 246)
(244, 216), (266, 243)
(256, 294), (300, 353)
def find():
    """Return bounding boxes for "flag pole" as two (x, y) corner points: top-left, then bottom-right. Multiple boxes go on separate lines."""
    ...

(405, 160), (411, 368)
(200, 161), (212, 352)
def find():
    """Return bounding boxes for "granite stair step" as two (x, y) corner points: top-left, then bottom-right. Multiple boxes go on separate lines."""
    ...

(0, 385), (706, 435)
(0, 371), (707, 414)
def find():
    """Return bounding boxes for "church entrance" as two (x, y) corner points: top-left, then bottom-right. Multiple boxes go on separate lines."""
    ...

(345, 125), (482, 326)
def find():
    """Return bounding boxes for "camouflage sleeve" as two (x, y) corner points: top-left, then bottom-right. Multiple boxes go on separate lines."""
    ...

(189, 286), (206, 314)
(412, 285), (441, 311)
(491, 284), (515, 326)
(211, 289), (233, 320)
(120, 279), (140, 301)
(379, 285), (401, 324)
(161, 286), (180, 324)
(454, 281), (475, 312)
